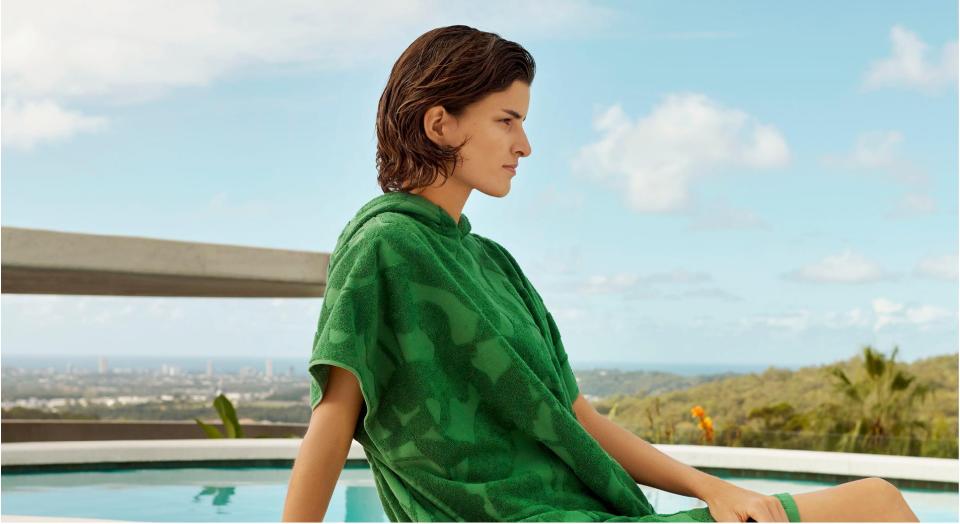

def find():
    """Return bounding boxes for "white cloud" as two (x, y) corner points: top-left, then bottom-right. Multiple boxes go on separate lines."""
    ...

(638, 270), (712, 284)
(872, 297), (953, 332)
(579, 270), (712, 294)
(784, 248), (891, 284)
(574, 268), (729, 301)
(580, 273), (642, 295)
(739, 299), (954, 335)
(823, 307), (871, 329)
(739, 310), (812, 333)
(822, 130), (929, 185)
(551, 306), (588, 322)
(862, 25), (958, 94)
(821, 130), (935, 218)
(904, 305), (953, 325)
(888, 192), (938, 218)
(571, 94), (790, 214)
(1, 0), (615, 149)
(1, 99), (108, 150)
(2, 295), (185, 327)
(664, 287), (743, 302)
(915, 253), (959, 281)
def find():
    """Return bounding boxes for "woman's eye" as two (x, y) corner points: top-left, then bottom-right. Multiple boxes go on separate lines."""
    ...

(501, 119), (512, 125)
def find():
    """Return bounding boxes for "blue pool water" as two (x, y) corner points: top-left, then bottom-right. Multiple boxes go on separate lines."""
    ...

(2, 465), (957, 522)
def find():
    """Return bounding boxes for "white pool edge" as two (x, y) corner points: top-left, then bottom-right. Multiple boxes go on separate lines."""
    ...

(2, 439), (956, 484)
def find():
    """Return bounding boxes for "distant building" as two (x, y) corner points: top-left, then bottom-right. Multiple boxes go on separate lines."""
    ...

(206, 359), (214, 377)
(265, 358), (273, 378)
(98, 356), (108, 374)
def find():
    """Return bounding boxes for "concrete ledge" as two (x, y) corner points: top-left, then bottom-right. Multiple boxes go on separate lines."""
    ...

(661, 444), (958, 484)
(1, 226), (329, 297)
(1, 438), (366, 465)
(1, 419), (308, 442)
(2, 439), (956, 485)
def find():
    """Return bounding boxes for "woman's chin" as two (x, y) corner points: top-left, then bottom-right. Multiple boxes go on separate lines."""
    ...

(478, 182), (511, 198)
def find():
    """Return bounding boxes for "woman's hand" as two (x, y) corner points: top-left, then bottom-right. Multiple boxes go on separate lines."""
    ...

(700, 480), (789, 522)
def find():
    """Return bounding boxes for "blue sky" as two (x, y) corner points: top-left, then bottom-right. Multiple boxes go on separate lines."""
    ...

(2, 1), (957, 369)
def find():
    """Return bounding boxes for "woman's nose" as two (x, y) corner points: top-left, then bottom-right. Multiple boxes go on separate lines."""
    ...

(516, 131), (532, 158)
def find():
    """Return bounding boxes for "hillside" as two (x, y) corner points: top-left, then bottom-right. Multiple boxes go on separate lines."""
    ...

(587, 351), (958, 458)
(574, 368), (745, 399)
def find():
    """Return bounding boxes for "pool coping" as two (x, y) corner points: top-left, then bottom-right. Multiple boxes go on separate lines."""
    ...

(2, 439), (957, 491)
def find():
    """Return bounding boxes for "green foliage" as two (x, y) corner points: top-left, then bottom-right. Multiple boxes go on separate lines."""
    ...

(747, 402), (808, 432)
(591, 348), (957, 458)
(194, 393), (245, 439)
(642, 397), (676, 444)
(827, 345), (932, 455)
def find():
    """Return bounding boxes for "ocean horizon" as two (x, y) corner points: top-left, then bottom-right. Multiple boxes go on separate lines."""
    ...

(1, 354), (804, 377)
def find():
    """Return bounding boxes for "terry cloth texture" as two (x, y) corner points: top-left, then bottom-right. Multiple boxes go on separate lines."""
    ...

(309, 190), (764, 522)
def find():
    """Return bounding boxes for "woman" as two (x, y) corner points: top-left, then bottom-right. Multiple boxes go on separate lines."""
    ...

(282, 25), (919, 522)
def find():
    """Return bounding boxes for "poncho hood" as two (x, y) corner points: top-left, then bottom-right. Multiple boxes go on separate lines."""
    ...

(339, 190), (472, 247)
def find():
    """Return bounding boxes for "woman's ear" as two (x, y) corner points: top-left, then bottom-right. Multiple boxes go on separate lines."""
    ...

(423, 105), (456, 147)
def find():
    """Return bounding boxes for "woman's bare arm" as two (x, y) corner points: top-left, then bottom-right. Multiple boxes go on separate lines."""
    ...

(572, 393), (726, 500)
(282, 366), (365, 522)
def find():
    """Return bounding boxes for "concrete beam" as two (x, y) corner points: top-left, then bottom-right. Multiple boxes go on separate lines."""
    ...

(1, 226), (329, 297)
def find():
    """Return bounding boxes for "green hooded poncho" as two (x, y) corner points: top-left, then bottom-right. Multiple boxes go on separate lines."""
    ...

(308, 191), (798, 522)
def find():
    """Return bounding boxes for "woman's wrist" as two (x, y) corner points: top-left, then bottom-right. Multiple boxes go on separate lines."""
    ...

(691, 472), (736, 501)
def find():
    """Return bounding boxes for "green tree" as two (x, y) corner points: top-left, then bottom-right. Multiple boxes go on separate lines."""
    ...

(747, 402), (807, 433)
(827, 345), (932, 455)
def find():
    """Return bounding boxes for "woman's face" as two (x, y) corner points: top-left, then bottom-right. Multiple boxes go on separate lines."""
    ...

(423, 80), (532, 197)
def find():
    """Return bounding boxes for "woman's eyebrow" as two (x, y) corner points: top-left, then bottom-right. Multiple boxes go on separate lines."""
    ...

(500, 109), (526, 122)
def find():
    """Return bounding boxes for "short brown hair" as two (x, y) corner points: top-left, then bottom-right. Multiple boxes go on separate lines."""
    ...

(375, 25), (535, 193)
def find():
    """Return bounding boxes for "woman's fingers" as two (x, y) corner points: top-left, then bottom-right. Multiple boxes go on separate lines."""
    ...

(748, 500), (785, 522)
(759, 496), (788, 522)
(775, 498), (789, 522)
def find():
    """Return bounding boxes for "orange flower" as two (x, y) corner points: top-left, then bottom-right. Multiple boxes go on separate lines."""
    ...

(690, 405), (715, 443)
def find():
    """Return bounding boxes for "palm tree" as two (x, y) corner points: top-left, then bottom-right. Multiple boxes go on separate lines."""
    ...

(828, 345), (932, 455)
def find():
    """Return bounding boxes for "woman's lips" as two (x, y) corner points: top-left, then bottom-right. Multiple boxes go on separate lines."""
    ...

(503, 166), (516, 175)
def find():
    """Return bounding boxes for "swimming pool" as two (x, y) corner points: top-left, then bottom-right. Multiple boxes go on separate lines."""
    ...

(2, 464), (957, 522)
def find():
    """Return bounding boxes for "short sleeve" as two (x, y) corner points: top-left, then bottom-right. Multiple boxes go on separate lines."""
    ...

(308, 223), (386, 436)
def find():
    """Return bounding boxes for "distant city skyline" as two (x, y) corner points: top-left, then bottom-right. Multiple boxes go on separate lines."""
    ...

(7, 351), (950, 377)
(2, 2), (957, 367)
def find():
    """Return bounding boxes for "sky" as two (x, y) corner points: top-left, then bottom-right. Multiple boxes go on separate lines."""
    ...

(2, 0), (957, 369)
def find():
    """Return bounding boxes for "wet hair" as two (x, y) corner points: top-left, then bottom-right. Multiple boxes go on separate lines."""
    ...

(375, 25), (535, 193)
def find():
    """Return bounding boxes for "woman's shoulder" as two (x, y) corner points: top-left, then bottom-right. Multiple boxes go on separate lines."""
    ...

(344, 213), (440, 269)
(367, 212), (418, 234)
(353, 214), (434, 256)
(338, 213), (415, 247)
